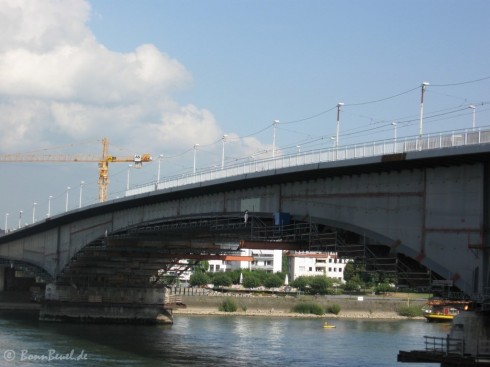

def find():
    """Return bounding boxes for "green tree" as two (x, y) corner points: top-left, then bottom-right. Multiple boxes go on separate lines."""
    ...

(343, 261), (366, 282)
(193, 260), (209, 273)
(190, 272), (210, 287)
(291, 276), (309, 291)
(309, 276), (331, 294)
(263, 273), (283, 288)
(213, 272), (233, 287)
(343, 279), (362, 293)
(375, 282), (395, 294)
(242, 273), (261, 288)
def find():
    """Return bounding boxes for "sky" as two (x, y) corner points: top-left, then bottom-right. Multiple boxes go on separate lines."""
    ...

(1, 0), (490, 229)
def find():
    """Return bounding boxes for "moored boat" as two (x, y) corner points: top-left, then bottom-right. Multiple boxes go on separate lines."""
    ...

(423, 298), (471, 322)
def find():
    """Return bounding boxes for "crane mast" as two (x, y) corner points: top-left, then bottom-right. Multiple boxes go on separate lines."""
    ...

(0, 138), (152, 203)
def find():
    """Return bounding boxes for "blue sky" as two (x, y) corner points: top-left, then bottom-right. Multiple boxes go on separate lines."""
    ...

(88, 0), (489, 145)
(1, 0), (489, 227)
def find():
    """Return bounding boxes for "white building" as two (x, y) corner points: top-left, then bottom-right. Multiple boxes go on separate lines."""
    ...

(208, 249), (283, 274)
(288, 252), (351, 283)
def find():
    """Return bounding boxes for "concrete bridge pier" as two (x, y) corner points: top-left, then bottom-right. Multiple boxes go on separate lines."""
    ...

(39, 284), (173, 324)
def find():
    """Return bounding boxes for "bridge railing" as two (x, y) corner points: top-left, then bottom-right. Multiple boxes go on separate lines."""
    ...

(127, 126), (490, 197)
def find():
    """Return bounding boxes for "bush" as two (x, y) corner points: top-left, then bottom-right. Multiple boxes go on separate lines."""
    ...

(308, 276), (330, 294)
(326, 304), (341, 315)
(219, 298), (238, 312)
(212, 272), (233, 287)
(263, 274), (283, 288)
(397, 305), (423, 318)
(292, 302), (325, 316)
(242, 273), (261, 289)
(189, 272), (210, 287)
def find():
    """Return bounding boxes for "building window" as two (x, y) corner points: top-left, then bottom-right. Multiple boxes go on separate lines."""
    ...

(328, 267), (332, 272)
(216, 265), (220, 271)
(309, 267), (312, 272)
(209, 265), (214, 271)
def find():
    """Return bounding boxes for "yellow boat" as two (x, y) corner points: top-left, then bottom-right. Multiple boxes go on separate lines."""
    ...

(323, 322), (336, 329)
(423, 298), (471, 323)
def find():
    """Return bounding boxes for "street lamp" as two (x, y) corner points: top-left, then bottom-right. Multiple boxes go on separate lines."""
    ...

(391, 122), (398, 151)
(79, 181), (84, 208)
(4, 213), (8, 233)
(221, 135), (228, 169)
(469, 105), (476, 131)
(126, 165), (133, 190)
(65, 186), (70, 212)
(330, 136), (336, 147)
(193, 144), (199, 174)
(336, 103), (344, 148)
(157, 154), (164, 183)
(47, 195), (53, 217)
(419, 82), (429, 143)
(32, 202), (37, 224)
(18, 210), (23, 229)
(296, 145), (301, 154)
(272, 120), (279, 158)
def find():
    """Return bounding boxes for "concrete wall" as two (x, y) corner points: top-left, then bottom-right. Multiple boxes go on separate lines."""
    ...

(180, 294), (426, 314)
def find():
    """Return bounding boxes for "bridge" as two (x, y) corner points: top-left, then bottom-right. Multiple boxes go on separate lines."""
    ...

(0, 128), (489, 323)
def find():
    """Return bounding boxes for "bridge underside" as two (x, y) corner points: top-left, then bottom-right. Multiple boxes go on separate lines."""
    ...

(32, 211), (442, 323)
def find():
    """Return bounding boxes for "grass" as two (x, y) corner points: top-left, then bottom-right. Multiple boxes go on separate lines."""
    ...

(218, 298), (238, 312)
(326, 304), (341, 315)
(397, 305), (424, 318)
(292, 302), (325, 315)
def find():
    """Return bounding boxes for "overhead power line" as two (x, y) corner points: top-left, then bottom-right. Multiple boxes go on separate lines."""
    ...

(430, 76), (490, 87)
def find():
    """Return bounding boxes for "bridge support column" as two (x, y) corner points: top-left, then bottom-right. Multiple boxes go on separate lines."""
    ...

(39, 284), (173, 324)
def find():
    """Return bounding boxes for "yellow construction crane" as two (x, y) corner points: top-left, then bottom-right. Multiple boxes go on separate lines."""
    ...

(0, 138), (152, 202)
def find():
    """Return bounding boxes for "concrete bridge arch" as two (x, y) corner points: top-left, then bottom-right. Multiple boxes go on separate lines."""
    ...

(0, 143), (488, 322)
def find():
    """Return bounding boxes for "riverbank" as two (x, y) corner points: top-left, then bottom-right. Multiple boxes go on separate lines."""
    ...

(173, 307), (417, 319)
(173, 293), (427, 320)
(0, 291), (428, 320)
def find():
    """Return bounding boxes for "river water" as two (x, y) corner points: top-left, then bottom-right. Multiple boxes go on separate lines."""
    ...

(0, 310), (451, 367)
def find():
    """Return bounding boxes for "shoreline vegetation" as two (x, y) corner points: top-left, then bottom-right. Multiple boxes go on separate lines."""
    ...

(172, 293), (428, 320)
(0, 291), (428, 320)
(173, 307), (422, 320)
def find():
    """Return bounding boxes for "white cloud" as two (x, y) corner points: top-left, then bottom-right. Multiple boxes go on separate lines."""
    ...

(0, 0), (272, 184)
(0, 0), (217, 159)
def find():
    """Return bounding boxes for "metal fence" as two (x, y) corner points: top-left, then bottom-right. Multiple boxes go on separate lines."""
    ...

(127, 126), (490, 197)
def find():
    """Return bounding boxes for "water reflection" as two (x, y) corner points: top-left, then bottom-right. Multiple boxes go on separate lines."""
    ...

(1, 312), (448, 367)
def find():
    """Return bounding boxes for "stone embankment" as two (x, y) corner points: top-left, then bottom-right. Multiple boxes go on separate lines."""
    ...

(173, 293), (427, 319)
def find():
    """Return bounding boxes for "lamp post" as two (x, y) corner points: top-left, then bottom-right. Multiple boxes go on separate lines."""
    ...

(157, 154), (164, 183)
(221, 135), (228, 169)
(419, 82), (429, 143)
(296, 145), (301, 154)
(32, 202), (37, 224)
(391, 122), (398, 151)
(336, 103), (344, 148)
(193, 144), (199, 174)
(65, 186), (70, 212)
(18, 210), (23, 229)
(469, 105), (476, 131)
(126, 165), (133, 190)
(4, 213), (8, 233)
(47, 195), (53, 217)
(79, 181), (84, 208)
(272, 120), (279, 158)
